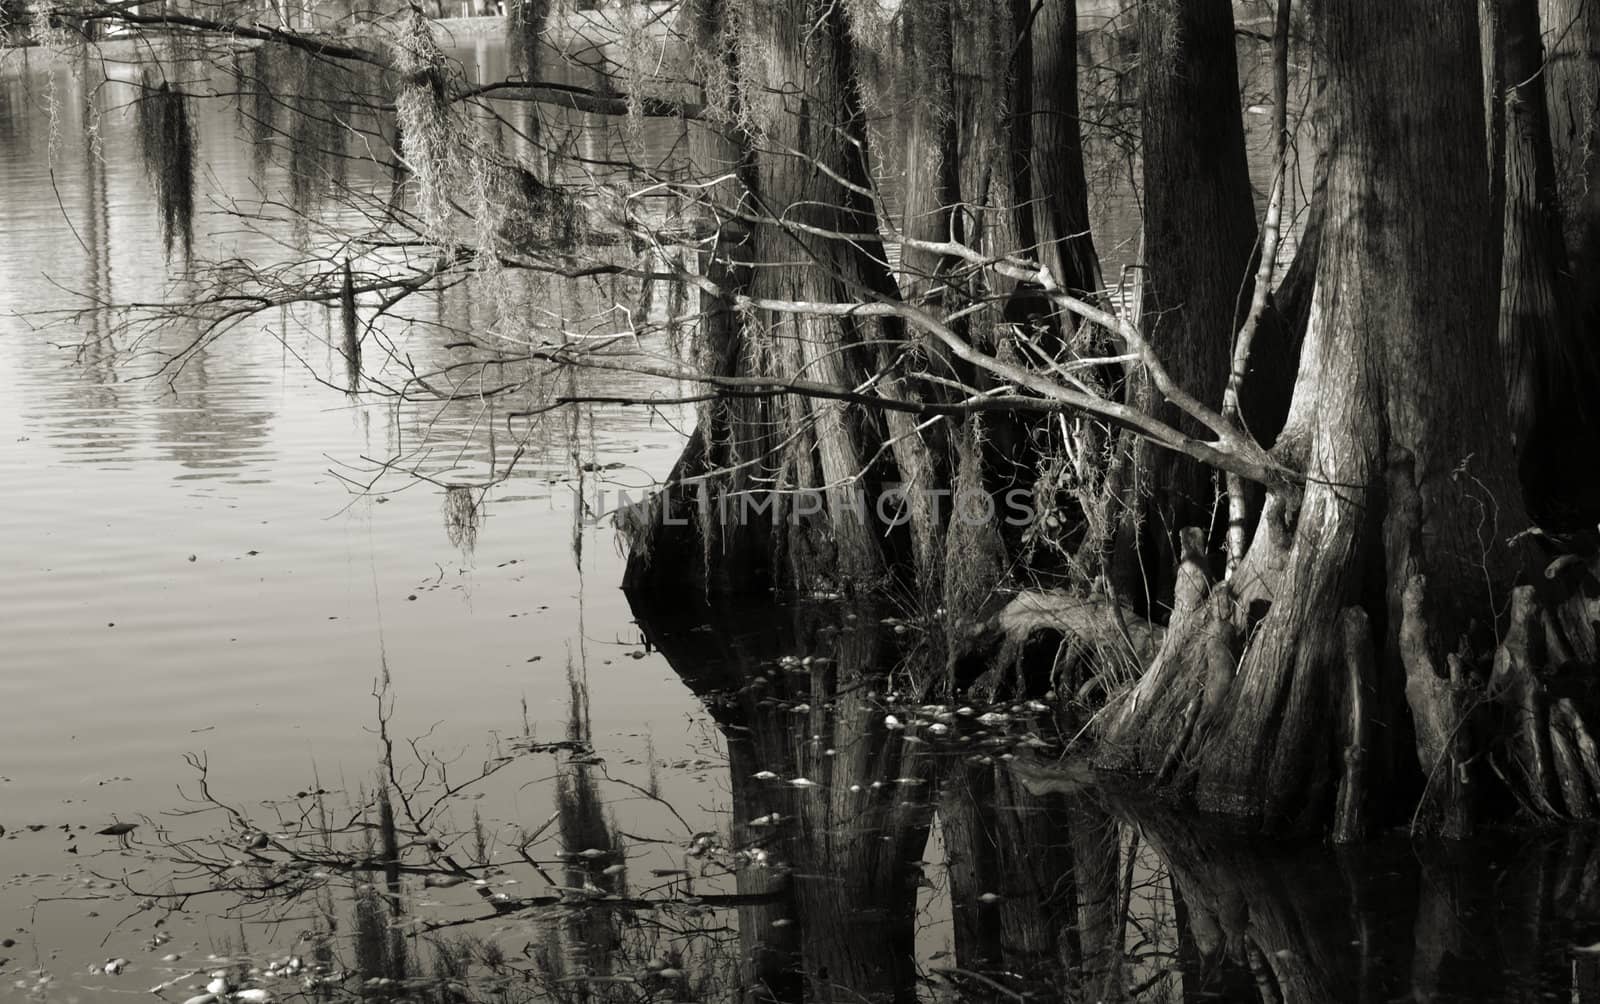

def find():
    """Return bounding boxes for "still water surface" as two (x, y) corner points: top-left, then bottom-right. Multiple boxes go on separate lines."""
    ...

(0, 27), (711, 991)
(1, 25), (1598, 1004)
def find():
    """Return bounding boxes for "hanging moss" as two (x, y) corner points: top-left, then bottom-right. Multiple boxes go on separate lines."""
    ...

(135, 74), (197, 261)
(682, 0), (740, 125)
(391, 10), (455, 243)
(498, 164), (584, 252)
(239, 44), (278, 182)
(284, 48), (350, 215)
(443, 485), (480, 552)
(238, 44), (353, 214)
(340, 258), (360, 392)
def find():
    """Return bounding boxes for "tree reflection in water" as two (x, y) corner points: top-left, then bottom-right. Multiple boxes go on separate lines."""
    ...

(632, 594), (1600, 1004)
(77, 594), (1600, 1003)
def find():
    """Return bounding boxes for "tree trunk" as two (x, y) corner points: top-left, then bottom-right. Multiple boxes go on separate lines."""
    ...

(1541, 0), (1600, 330)
(1493, 0), (1581, 461)
(738, 2), (903, 586)
(629, 0), (943, 594)
(1269, 40), (1328, 371)
(1030, 0), (1102, 300)
(1123, 0), (1260, 607)
(1511, 0), (1600, 523)
(1102, 0), (1526, 835)
(629, 0), (1112, 603)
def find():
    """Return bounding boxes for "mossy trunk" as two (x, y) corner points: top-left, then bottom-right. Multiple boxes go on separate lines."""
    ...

(628, 0), (1103, 604)
(735, 2), (907, 587)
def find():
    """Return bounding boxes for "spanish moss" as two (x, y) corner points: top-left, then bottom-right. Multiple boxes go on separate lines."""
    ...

(499, 163), (584, 252)
(248, 43), (274, 152)
(340, 257), (359, 392)
(391, 9), (454, 245)
(283, 46), (351, 216)
(134, 74), (196, 261)
(443, 484), (480, 553)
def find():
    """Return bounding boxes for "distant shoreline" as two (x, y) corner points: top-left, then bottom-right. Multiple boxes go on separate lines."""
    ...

(0, 4), (679, 64)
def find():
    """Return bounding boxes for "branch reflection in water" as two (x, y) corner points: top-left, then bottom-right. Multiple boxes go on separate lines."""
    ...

(58, 593), (1600, 1003)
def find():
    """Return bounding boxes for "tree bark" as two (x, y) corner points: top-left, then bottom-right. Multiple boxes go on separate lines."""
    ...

(1540, 0), (1600, 330)
(1030, 0), (1102, 300)
(1209, 0), (1518, 826)
(1123, 0), (1260, 607)
(1494, 0), (1581, 460)
(1102, 0), (1526, 835)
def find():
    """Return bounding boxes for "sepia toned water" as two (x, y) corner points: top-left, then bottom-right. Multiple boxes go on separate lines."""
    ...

(0, 26), (719, 988)
(2, 21), (1599, 1004)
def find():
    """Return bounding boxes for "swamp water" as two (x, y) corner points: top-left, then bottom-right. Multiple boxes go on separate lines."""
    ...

(0, 21), (1596, 1004)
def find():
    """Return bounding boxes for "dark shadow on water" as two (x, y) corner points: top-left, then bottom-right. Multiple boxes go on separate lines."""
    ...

(628, 590), (1600, 1004)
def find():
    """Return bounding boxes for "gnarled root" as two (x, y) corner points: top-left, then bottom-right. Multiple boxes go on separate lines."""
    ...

(1398, 567), (1600, 833)
(951, 587), (1163, 706)
(1400, 574), (1479, 838)
(1485, 584), (1600, 821)
(1333, 608), (1375, 843)
(1098, 527), (1242, 781)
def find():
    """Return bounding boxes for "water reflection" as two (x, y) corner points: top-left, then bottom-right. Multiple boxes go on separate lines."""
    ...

(35, 592), (1600, 1003)
(1, 40), (689, 499)
(644, 596), (934, 1003)
(635, 595), (1600, 1004)
(638, 594), (1100, 1002)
